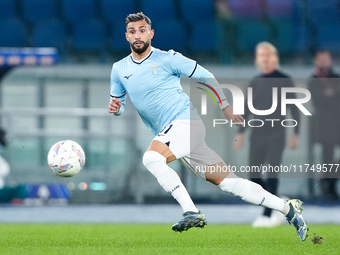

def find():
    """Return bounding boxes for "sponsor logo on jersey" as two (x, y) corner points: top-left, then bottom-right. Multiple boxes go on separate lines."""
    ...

(124, 74), (133, 79)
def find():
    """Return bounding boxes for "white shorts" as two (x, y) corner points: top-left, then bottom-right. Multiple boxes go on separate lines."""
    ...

(153, 119), (224, 179)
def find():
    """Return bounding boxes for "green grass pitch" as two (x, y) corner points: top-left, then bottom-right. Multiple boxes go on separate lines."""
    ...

(0, 224), (338, 255)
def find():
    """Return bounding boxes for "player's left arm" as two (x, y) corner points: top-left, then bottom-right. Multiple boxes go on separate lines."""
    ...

(193, 66), (244, 125)
(168, 51), (244, 124)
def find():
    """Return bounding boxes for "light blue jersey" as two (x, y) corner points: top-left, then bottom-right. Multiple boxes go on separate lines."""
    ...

(110, 47), (226, 135)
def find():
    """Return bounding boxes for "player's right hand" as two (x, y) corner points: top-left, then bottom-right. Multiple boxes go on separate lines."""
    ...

(109, 97), (122, 113)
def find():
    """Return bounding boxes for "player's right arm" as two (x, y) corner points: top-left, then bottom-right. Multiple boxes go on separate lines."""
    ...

(109, 64), (126, 116)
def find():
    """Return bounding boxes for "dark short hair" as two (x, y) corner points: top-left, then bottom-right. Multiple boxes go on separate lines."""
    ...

(125, 12), (152, 27)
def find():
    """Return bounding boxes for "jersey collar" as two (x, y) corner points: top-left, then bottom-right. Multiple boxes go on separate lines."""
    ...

(130, 47), (154, 65)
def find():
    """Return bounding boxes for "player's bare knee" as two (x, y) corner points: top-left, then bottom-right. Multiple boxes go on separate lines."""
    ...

(147, 140), (176, 163)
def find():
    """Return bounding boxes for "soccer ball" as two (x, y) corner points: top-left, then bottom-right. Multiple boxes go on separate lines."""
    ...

(47, 140), (85, 177)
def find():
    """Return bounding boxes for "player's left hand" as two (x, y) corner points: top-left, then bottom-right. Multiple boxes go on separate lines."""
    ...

(222, 106), (244, 126)
(287, 134), (298, 149)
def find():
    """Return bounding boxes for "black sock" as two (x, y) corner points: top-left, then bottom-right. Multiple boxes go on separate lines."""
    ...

(263, 208), (272, 217)
(285, 203), (295, 221)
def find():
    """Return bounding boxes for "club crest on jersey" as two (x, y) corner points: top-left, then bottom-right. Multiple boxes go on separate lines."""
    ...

(149, 64), (159, 75)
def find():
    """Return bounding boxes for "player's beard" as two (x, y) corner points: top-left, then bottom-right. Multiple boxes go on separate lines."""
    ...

(131, 40), (150, 55)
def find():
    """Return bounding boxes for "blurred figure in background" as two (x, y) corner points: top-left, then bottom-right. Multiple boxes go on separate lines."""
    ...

(308, 50), (340, 200)
(0, 128), (10, 189)
(213, 0), (233, 19)
(0, 127), (27, 204)
(233, 42), (300, 227)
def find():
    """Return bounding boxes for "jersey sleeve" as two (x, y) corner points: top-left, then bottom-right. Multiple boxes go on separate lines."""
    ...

(168, 50), (229, 108)
(110, 64), (126, 116)
(168, 50), (197, 77)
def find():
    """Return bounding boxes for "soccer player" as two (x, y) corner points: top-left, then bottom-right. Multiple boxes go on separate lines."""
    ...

(109, 12), (308, 241)
(308, 50), (340, 200)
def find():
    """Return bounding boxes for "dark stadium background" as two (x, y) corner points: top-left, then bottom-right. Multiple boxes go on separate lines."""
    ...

(0, 0), (339, 207)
